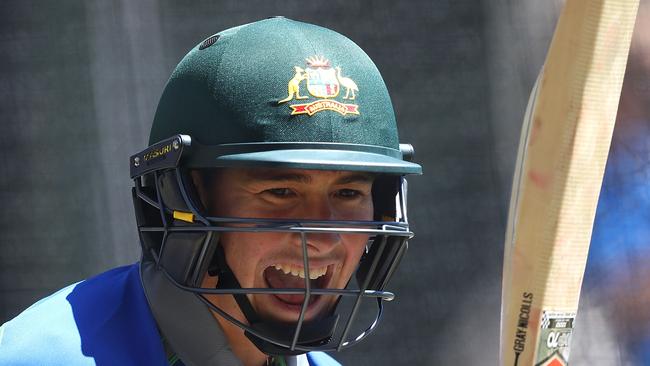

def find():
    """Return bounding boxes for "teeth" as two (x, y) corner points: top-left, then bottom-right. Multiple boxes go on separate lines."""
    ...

(306, 266), (327, 280)
(274, 264), (290, 275)
(273, 264), (327, 280)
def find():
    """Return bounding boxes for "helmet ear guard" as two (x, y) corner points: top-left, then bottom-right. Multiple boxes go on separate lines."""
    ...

(356, 235), (408, 293)
(132, 168), (219, 287)
(371, 175), (400, 221)
(356, 174), (409, 291)
(132, 183), (163, 263)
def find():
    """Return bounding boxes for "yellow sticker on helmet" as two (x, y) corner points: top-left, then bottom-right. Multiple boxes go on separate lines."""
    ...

(173, 211), (194, 223)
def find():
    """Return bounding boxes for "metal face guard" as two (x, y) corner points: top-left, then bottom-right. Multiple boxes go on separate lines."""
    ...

(130, 137), (416, 354)
(135, 176), (411, 352)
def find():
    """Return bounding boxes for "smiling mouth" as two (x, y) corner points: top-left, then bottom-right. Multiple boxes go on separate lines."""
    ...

(263, 264), (333, 306)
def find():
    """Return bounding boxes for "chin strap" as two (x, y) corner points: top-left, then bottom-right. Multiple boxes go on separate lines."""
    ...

(210, 246), (338, 356)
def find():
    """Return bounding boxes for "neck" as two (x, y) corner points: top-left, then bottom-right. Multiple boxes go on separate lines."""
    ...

(215, 313), (269, 366)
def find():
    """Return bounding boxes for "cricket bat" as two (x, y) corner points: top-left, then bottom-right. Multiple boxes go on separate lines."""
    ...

(499, 0), (639, 365)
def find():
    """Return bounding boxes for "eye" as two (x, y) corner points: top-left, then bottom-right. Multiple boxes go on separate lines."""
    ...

(335, 189), (363, 199)
(263, 188), (295, 198)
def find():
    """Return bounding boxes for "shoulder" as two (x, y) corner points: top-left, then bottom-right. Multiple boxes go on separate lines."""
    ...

(0, 282), (92, 366)
(0, 264), (166, 366)
(307, 351), (342, 366)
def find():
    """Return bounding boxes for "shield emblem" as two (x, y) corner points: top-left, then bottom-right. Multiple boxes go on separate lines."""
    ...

(306, 67), (339, 98)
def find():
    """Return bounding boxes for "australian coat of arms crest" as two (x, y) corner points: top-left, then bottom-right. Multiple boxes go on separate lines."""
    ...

(278, 56), (359, 116)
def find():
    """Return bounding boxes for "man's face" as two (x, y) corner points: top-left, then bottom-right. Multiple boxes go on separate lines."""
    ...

(200, 168), (374, 323)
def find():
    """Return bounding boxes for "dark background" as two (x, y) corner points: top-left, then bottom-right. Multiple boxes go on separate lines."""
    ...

(1, 1), (648, 364)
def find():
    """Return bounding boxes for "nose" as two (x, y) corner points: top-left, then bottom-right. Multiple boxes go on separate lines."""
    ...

(303, 231), (341, 254)
(298, 196), (342, 253)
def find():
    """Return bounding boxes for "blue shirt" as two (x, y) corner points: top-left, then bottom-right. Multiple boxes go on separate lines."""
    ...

(0, 264), (340, 365)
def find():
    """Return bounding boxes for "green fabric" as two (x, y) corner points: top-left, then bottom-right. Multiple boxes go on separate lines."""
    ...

(149, 17), (416, 174)
(167, 354), (181, 366)
(270, 355), (288, 366)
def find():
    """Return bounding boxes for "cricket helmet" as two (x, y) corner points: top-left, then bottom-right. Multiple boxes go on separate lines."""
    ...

(130, 17), (422, 357)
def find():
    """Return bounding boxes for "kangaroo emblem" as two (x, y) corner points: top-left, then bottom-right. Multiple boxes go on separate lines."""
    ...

(335, 66), (358, 100)
(277, 56), (360, 117)
(278, 66), (308, 104)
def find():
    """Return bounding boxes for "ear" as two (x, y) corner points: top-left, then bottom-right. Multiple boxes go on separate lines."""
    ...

(190, 170), (211, 211)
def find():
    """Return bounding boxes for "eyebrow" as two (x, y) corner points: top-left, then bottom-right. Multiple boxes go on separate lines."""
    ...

(252, 173), (312, 184)
(333, 173), (376, 185)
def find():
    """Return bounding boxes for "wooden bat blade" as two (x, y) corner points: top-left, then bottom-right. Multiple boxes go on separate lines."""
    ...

(499, 1), (639, 365)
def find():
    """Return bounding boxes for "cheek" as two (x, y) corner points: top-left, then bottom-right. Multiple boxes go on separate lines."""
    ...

(219, 232), (287, 284)
(342, 234), (369, 266)
(329, 235), (368, 289)
(336, 197), (374, 221)
(220, 233), (264, 282)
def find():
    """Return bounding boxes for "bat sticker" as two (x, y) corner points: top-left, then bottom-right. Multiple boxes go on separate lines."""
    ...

(534, 311), (575, 366)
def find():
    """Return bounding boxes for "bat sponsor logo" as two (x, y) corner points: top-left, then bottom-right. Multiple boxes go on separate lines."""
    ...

(535, 351), (567, 366)
(535, 311), (575, 365)
(513, 292), (534, 365)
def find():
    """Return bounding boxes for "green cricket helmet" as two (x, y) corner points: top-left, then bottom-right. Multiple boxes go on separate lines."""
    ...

(130, 17), (422, 357)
